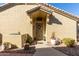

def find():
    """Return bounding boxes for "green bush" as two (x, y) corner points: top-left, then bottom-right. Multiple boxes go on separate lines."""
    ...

(62, 38), (75, 47)
(26, 34), (32, 45)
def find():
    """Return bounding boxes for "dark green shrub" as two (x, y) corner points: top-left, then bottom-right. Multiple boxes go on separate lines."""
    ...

(62, 38), (75, 47)
(26, 34), (32, 45)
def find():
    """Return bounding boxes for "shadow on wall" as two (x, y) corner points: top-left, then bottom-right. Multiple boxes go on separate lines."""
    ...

(47, 15), (62, 25)
(21, 34), (32, 47)
(0, 33), (2, 45)
(0, 3), (25, 12)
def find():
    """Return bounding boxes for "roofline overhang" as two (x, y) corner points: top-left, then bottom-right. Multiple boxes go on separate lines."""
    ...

(40, 3), (79, 22)
(0, 3), (79, 22)
(27, 6), (53, 15)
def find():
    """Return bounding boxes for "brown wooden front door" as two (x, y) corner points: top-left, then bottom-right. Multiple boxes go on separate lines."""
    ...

(35, 22), (43, 40)
(33, 17), (43, 41)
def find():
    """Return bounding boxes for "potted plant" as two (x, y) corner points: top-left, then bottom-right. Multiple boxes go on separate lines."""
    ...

(24, 34), (32, 50)
(51, 32), (57, 45)
(24, 43), (30, 50)
(51, 32), (61, 45)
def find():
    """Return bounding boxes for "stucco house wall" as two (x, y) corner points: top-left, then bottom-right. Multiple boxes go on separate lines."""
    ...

(46, 12), (77, 42)
(0, 4), (38, 48)
(0, 4), (78, 48)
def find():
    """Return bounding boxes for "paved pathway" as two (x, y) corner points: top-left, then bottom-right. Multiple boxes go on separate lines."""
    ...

(33, 42), (67, 56)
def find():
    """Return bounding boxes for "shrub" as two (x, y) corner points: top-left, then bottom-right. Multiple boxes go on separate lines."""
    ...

(62, 38), (75, 47)
(3, 42), (10, 50)
(26, 34), (32, 45)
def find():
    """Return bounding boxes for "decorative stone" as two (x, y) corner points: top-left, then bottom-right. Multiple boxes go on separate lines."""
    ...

(51, 38), (60, 45)
(51, 39), (56, 45)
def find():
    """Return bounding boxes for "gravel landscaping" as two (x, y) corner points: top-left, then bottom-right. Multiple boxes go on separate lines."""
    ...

(53, 43), (79, 56)
(0, 45), (36, 56)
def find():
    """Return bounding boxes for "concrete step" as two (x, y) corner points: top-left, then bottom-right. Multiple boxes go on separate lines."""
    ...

(37, 41), (47, 44)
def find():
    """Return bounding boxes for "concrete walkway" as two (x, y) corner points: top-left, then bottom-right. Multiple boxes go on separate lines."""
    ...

(33, 43), (67, 56)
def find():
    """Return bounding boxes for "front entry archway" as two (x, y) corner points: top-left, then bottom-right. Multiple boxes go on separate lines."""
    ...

(32, 10), (47, 41)
(27, 6), (52, 42)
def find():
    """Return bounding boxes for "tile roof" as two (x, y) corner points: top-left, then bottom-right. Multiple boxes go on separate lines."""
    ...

(0, 3), (79, 22)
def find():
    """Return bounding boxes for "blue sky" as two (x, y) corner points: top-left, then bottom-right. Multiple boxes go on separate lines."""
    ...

(49, 3), (79, 16)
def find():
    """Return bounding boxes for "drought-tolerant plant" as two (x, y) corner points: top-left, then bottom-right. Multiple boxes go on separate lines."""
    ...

(26, 34), (32, 45)
(3, 42), (10, 50)
(62, 38), (75, 47)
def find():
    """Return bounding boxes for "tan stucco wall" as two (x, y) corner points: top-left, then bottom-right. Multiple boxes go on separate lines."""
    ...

(0, 4), (77, 48)
(46, 12), (77, 42)
(3, 35), (21, 48)
(0, 4), (39, 48)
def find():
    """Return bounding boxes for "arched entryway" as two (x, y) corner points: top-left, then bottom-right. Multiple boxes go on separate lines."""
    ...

(31, 10), (47, 41)
(27, 6), (52, 42)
